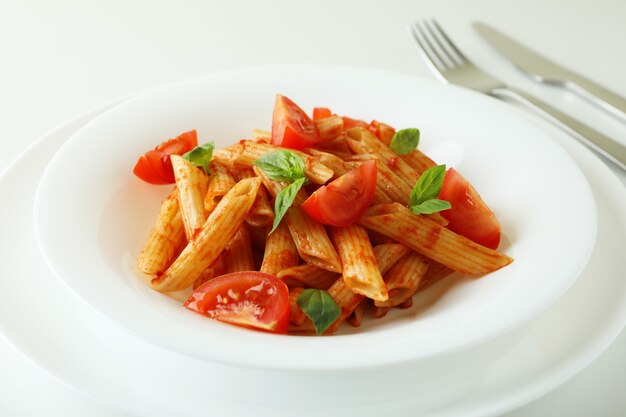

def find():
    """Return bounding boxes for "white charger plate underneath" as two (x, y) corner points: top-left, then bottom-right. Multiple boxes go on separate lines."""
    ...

(1, 104), (625, 417)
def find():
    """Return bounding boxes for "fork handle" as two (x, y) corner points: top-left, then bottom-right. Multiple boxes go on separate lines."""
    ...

(491, 87), (626, 171)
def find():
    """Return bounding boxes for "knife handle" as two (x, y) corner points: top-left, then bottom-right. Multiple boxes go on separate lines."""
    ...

(561, 74), (626, 122)
(492, 87), (626, 171)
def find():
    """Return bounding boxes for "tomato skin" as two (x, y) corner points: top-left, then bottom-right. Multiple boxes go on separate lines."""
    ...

(438, 168), (501, 249)
(301, 160), (377, 227)
(184, 272), (290, 334)
(133, 153), (167, 184)
(312, 107), (332, 121)
(133, 130), (198, 184)
(272, 95), (319, 150)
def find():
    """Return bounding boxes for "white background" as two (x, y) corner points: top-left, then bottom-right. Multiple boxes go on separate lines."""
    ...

(1, 0), (625, 416)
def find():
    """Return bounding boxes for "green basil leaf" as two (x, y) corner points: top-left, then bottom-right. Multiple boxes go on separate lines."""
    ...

(254, 150), (306, 182)
(270, 177), (306, 234)
(409, 164), (447, 207)
(296, 289), (341, 335)
(410, 198), (451, 215)
(389, 128), (420, 155)
(182, 142), (214, 174)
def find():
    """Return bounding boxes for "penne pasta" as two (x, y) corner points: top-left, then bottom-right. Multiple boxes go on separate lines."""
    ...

(427, 212), (449, 227)
(288, 287), (307, 326)
(285, 206), (343, 273)
(192, 255), (225, 289)
(417, 261), (454, 292)
(401, 149), (437, 175)
(339, 243), (409, 328)
(347, 299), (368, 327)
(304, 148), (349, 178)
(398, 298), (413, 309)
(288, 319), (316, 335)
(323, 243), (407, 334)
(359, 203), (513, 275)
(372, 156), (413, 204)
(345, 156), (448, 226)
(247, 224), (268, 252)
(135, 97), (514, 337)
(260, 221), (299, 275)
(371, 305), (390, 318)
(171, 155), (209, 239)
(345, 153), (412, 202)
(221, 224), (256, 273)
(151, 177), (261, 292)
(211, 145), (241, 168)
(204, 163), (236, 213)
(343, 159), (398, 205)
(369, 120), (396, 146)
(315, 135), (354, 159)
(372, 297), (411, 321)
(312, 155), (393, 205)
(323, 279), (365, 334)
(277, 264), (339, 290)
(251, 129), (271, 141)
(375, 252), (429, 307)
(136, 189), (186, 275)
(237, 169), (275, 227)
(314, 115), (343, 143)
(346, 127), (420, 190)
(214, 140), (333, 184)
(371, 243), (411, 272)
(329, 225), (388, 302)
(254, 167), (342, 273)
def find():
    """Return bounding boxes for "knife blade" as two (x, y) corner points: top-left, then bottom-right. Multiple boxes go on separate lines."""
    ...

(473, 22), (626, 121)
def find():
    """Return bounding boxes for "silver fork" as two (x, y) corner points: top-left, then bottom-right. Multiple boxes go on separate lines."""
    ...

(409, 19), (626, 171)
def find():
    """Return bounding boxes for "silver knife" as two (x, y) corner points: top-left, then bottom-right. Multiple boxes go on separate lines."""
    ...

(474, 22), (626, 122)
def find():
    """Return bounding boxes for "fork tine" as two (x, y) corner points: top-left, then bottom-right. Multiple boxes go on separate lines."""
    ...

(423, 19), (461, 67)
(409, 21), (446, 73)
(429, 19), (470, 64)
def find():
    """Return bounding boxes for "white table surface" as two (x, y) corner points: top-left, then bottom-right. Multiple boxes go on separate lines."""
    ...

(1, 0), (625, 416)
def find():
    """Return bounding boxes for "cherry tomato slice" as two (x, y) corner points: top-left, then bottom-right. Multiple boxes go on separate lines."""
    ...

(184, 272), (290, 334)
(438, 168), (501, 249)
(156, 130), (196, 154)
(133, 153), (167, 184)
(301, 160), (377, 227)
(272, 95), (319, 150)
(312, 107), (332, 121)
(133, 130), (198, 185)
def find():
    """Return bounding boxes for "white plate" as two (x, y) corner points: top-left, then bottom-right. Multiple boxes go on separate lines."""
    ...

(2, 101), (625, 417)
(33, 67), (596, 370)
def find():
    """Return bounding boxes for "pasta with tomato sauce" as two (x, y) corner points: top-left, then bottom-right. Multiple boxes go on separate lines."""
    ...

(133, 94), (513, 335)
